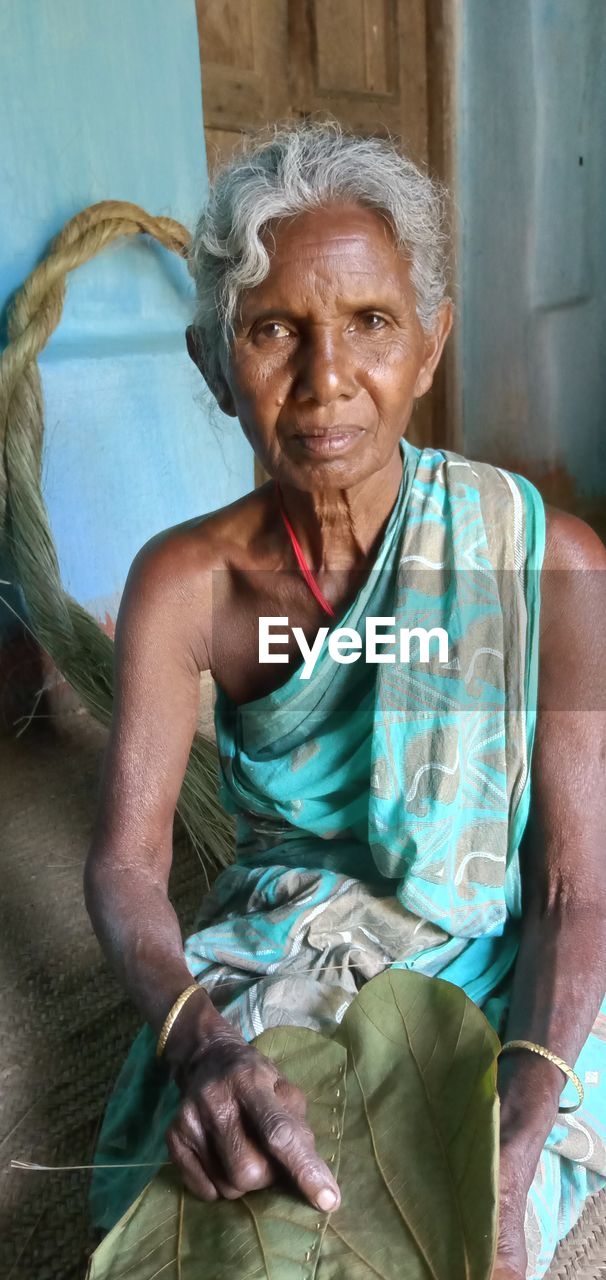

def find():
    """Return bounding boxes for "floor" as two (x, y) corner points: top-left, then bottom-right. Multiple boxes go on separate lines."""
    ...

(0, 710), (204, 1280)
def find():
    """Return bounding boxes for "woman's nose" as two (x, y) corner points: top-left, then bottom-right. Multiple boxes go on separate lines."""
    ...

(293, 331), (357, 405)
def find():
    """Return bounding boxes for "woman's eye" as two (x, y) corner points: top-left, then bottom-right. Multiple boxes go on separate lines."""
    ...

(348, 313), (388, 333)
(361, 312), (387, 331)
(256, 321), (291, 340)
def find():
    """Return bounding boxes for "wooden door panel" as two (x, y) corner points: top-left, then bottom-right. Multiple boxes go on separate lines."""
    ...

(202, 0), (256, 69)
(202, 63), (266, 131)
(314, 0), (393, 95)
(289, 0), (427, 165)
(197, 0), (290, 150)
(198, 0), (429, 161)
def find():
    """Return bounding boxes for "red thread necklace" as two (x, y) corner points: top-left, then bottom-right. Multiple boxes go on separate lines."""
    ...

(275, 483), (336, 618)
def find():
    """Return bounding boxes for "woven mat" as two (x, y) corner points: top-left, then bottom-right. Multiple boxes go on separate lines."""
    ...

(546, 1189), (606, 1278)
(1, 715), (605, 1278)
(0, 716), (207, 1280)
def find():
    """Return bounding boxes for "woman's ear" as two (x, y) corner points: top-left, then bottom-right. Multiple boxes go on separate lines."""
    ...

(413, 302), (453, 399)
(185, 325), (237, 417)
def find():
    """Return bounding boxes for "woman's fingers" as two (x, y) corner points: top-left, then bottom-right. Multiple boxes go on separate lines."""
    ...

(244, 1091), (341, 1212)
(168, 1101), (243, 1200)
(173, 1037), (339, 1210)
(173, 1093), (274, 1200)
(166, 1125), (218, 1202)
(202, 1091), (275, 1193)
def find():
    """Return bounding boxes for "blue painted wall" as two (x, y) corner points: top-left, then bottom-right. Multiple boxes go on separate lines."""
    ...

(457, 0), (606, 504)
(0, 0), (253, 628)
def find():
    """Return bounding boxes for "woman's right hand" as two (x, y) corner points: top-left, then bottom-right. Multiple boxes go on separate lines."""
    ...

(164, 998), (341, 1212)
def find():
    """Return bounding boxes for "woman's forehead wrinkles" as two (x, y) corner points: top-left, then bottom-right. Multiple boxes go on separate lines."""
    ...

(268, 231), (397, 269)
(239, 239), (410, 319)
(272, 256), (383, 297)
(239, 260), (406, 321)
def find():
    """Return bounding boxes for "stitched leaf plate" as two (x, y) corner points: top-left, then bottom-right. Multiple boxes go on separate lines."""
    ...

(87, 970), (500, 1280)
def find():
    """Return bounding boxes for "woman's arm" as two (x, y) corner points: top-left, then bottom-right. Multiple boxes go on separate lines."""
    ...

(84, 530), (210, 1033)
(84, 529), (340, 1212)
(495, 509), (606, 1278)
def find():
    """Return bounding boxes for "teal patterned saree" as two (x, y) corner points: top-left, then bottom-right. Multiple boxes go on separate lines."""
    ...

(92, 441), (606, 1279)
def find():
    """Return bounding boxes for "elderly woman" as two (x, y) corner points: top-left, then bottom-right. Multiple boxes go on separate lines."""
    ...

(85, 123), (606, 1280)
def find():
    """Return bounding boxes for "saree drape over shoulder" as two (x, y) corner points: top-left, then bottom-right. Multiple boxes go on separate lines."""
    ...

(92, 441), (606, 1279)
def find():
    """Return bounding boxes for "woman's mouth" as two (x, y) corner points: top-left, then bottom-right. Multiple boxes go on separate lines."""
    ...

(292, 428), (363, 457)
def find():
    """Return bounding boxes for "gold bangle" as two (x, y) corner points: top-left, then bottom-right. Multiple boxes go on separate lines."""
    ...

(500, 1039), (584, 1114)
(156, 983), (201, 1059)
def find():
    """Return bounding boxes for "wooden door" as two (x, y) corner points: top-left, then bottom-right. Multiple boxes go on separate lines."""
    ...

(195, 0), (456, 451)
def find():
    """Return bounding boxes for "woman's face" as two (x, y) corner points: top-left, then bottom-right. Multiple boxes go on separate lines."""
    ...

(212, 203), (450, 490)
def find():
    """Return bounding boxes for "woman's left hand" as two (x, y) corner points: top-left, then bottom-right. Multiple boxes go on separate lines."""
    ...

(492, 1148), (529, 1279)
(492, 1224), (527, 1279)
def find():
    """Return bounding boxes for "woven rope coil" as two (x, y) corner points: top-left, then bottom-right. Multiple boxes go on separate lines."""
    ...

(0, 200), (234, 870)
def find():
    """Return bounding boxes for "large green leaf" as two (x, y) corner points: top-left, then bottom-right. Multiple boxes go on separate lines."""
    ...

(88, 971), (500, 1280)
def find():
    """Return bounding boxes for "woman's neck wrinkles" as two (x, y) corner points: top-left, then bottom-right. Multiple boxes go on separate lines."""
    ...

(278, 449), (403, 574)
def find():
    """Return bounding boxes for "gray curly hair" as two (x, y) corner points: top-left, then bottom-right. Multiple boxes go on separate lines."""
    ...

(188, 121), (449, 389)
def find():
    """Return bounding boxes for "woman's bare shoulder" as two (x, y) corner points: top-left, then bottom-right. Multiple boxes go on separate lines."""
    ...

(540, 505), (606, 661)
(117, 484), (276, 674)
(131, 483), (274, 583)
(543, 504), (606, 572)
